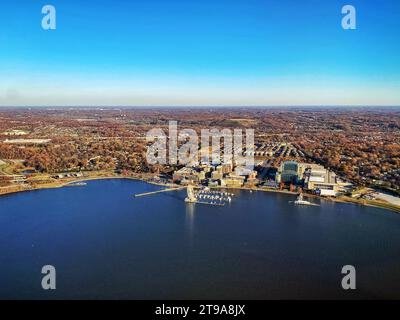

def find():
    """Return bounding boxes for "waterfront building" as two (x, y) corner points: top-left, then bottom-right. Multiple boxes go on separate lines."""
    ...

(53, 172), (83, 179)
(275, 161), (340, 196)
(276, 161), (299, 184)
(234, 166), (253, 176)
(303, 165), (339, 196)
(172, 167), (199, 183)
(221, 174), (245, 187)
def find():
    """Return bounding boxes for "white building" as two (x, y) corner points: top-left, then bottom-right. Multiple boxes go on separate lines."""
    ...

(303, 164), (339, 196)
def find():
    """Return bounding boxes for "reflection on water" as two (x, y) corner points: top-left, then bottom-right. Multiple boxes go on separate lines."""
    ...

(185, 202), (196, 242)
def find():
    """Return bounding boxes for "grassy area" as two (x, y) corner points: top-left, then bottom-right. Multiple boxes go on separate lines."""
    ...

(0, 161), (20, 175)
(339, 196), (400, 213)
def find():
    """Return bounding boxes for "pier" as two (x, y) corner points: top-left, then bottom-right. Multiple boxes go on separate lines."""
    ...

(134, 186), (186, 197)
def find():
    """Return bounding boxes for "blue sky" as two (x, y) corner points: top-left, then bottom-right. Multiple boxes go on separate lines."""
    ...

(0, 0), (400, 106)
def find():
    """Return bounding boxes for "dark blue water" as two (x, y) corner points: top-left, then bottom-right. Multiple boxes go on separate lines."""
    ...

(0, 179), (399, 299)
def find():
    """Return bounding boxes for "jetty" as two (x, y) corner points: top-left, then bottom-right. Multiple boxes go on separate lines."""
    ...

(134, 186), (186, 197)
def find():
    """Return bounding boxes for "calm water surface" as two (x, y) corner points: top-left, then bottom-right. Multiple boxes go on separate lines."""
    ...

(0, 179), (399, 299)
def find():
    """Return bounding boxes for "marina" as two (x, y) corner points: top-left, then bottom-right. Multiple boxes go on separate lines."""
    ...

(135, 185), (235, 206)
(190, 187), (234, 206)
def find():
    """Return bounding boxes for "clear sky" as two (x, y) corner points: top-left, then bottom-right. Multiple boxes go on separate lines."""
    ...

(0, 0), (399, 106)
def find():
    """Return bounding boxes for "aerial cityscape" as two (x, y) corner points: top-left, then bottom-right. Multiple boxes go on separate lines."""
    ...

(1, 0), (400, 302)
(0, 107), (399, 212)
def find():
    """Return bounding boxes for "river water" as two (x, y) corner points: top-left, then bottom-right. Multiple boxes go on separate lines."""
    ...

(0, 179), (399, 299)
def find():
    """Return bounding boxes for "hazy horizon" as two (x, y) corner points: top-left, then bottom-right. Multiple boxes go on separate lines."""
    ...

(1, 105), (400, 110)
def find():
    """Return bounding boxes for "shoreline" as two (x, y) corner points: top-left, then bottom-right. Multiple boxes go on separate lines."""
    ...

(0, 173), (172, 197)
(1, 173), (399, 213)
(220, 185), (400, 213)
